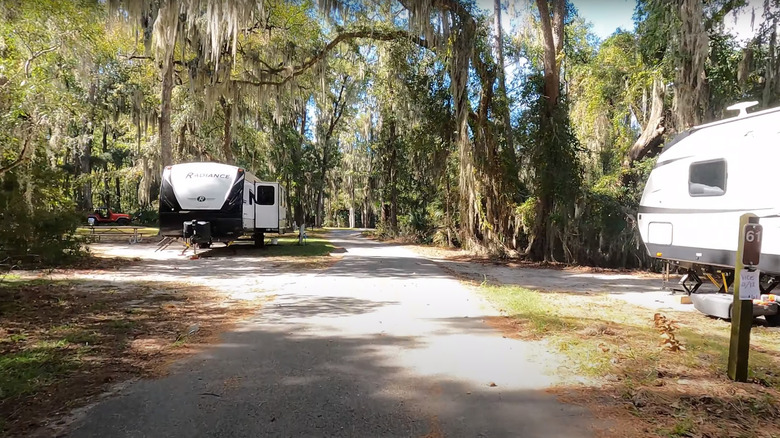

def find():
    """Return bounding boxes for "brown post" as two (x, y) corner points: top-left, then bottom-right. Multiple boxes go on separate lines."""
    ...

(727, 213), (759, 382)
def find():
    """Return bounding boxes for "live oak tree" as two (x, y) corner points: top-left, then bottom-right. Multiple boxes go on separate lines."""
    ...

(5, 0), (780, 267)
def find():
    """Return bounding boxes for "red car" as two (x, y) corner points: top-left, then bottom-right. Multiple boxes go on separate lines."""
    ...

(87, 207), (132, 226)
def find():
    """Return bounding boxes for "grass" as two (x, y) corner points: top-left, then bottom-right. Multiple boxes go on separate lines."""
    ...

(479, 284), (780, 437)
(264, 236), (335, 257)
(198, 231), (340, 269)
(0, 345), (80, 400)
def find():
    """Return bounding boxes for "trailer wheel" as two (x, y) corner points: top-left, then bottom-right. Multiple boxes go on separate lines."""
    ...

(197, 242), (211, 249)
(765, 313), (780, 327)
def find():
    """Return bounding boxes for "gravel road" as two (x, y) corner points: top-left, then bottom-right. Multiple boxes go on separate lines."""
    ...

(64, 230), (594, 438)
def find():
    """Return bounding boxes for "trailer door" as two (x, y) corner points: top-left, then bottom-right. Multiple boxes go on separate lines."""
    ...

(242, 181), (255, 229)
(254, 183), (277, 229)
(278, 185), (287, 231)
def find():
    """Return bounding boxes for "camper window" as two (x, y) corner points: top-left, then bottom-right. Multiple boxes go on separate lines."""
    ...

(688, 159), (727, 197)
(256, 186), (275, 205)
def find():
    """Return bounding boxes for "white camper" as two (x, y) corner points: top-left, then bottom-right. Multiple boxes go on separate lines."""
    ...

(159, 162), (288, 247)
(638, 103), (780, 292)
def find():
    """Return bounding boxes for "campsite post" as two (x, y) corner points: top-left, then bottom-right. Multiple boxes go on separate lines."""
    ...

(727, 213), (761, 382)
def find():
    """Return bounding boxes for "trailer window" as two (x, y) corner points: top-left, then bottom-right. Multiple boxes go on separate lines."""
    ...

(689, 159), (727, 197)
(256, 186), (275, 205)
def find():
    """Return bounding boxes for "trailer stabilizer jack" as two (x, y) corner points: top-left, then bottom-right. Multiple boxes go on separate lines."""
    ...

(679, 270), (703, 295)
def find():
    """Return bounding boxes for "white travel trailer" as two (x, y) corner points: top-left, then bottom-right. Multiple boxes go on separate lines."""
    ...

(638, 103), (780, 294)
(159, 162), (288, 247)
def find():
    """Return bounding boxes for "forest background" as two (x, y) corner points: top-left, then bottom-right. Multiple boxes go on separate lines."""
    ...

(1, 0), (777, 266)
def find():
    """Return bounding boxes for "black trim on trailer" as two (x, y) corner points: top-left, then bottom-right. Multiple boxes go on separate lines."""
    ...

(645, 242), (780, 275)
(160, 172), (181, 212)
(220, 170), (245, 215)
(160, 212), (243, 239)
(653, 155), (694, 168)
(638, 206), (773, 214)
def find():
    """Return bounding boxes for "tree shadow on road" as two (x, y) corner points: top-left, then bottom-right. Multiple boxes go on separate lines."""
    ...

(63, 300), (595, 438)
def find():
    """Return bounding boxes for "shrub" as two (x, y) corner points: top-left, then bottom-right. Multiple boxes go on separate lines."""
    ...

(132, 205), (159, 226)
(0, 177), (86, 267)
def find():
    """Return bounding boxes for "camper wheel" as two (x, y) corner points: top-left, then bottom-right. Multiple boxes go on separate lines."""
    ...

(253, 232), (265, 248)
(765, 312), (780, 327)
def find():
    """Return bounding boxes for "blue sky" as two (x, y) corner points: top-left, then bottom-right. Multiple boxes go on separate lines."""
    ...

(475, 0), (636, 40)
(473, 0), (759, 43)
(574, 0), (636, 39)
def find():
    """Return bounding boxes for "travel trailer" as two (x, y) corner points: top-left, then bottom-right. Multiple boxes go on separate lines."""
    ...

(159, 162), (288, 247)
(638, 103), (780, 324)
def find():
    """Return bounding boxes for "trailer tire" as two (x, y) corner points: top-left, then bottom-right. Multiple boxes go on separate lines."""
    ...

(765, 313), (780, 327)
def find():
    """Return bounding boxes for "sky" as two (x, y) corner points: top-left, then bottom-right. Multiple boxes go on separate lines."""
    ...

(475, 0), (762, 43)
(574, 0), (635, 40)
(474, 0), (636, 41)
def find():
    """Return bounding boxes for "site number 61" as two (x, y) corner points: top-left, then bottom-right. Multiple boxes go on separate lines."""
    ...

(742, 223), (763, 267)
(745, 228), (762, 243)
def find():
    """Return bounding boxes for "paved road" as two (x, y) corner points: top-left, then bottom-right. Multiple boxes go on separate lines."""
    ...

(67, 230), (593, 438)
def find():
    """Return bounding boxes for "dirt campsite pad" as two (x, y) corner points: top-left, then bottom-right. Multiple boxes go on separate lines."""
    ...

(0, 230), (342, 437)
(0, 276), (267, 437)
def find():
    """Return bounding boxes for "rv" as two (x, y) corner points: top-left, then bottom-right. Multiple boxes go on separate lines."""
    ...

(159, 162), (288, 247)
(638, 102), (780, 293)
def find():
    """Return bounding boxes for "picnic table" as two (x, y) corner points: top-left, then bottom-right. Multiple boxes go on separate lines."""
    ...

(85, 225), (145, 244)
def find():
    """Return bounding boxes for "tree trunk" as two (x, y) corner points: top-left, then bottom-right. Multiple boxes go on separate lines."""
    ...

(315, 147), (328, 228)
(385, 118), (399, 232)
(531, 0), (567, 261)
(220, 97), (235, 164)
(349, 174), (355, 228)
(80, 124), (93, 211)
(102, 124), (111, 208)
(176, 124), (187, 160)
(139, 155), (152, 207)
(674, 0), (708, 128)
(159, 54), (174, 166)
(115, 176), (122, 212)
(625, 78), (666, 166)
(450, 15), (478, 248)
(764, 24), (776, 107)
(293, 107), (306, 227)
(536, 0), (562, 111)
(493, 0), (516, 170)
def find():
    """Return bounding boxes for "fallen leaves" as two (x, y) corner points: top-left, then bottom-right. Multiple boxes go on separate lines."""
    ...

(654, 312), (686, 352)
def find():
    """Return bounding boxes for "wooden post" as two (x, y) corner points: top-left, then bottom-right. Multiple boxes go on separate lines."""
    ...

(727, 213), (758, 382)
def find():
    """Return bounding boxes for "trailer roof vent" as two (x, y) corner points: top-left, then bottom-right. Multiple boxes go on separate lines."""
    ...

(726, 101), (759, 118)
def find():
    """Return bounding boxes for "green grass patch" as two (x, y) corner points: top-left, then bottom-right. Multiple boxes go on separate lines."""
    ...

(266, 236), (335, 257)
(478, 284), (780, 436)
(0, 344), (78, 400)
(105, 319), (136, 332)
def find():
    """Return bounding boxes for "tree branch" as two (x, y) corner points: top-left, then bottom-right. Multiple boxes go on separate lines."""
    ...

(625, 78), (666, 166)
(326, 77), (350, 141)
(0, 132), (34, 176)
(235, 28), (431, 88)
(24, 45), (58, 78)
(705, 0), (747, 31)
